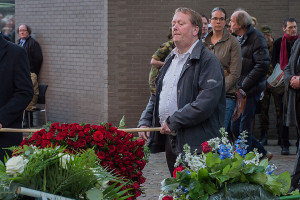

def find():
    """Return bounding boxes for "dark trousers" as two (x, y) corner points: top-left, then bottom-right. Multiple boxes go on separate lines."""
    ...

(278, 93), (290, 148)
(231, 94), (267, 155)
(165, 135), (178, 177)
(291, 128), (300, 187)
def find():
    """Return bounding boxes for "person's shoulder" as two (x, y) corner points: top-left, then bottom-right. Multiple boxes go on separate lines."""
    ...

(274, 37), (282, 45)
(6, 41), (27, 55)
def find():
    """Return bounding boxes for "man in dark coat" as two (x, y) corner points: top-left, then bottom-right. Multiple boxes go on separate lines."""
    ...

(17, 24), (43, 127)
(0, 35), (33, 162)
(272, 17), (298, 155)
(138, 7), (225, 175)
(229, 9), (271, 159)
(284, 38), (300, 192)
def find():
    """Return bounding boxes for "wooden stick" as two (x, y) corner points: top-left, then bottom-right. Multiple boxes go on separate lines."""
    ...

(0, 127), (161, 133)
(0, 128), (41, 133)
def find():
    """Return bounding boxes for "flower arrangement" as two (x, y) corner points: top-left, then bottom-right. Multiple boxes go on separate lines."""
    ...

(159, 128), (292, 200)
(0, 145), (131, 199)
(18, 122), (149, 199)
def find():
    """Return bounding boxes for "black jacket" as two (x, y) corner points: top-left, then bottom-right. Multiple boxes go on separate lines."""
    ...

(138, 41), (225, 154)
(272, 37), (296, 68)
(0, 36), (33, 161)
(17, 36), (43, 75)
(238, 25), (270, 97)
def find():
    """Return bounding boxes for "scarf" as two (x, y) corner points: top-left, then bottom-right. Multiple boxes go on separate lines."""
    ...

(280, 33), (299, 70)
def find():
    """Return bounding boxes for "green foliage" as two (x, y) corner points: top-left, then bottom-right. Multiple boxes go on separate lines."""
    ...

(118, 115), (126, 129)
(0, 146), (130, 200)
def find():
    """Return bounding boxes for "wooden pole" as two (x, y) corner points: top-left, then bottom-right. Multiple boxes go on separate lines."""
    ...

(0, 127), (161, 133)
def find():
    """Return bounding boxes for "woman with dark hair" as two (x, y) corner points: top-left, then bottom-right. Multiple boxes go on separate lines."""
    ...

(203, 7), (242, 131)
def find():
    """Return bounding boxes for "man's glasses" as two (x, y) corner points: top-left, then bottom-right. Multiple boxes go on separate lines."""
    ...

(211, 17), (225, 22)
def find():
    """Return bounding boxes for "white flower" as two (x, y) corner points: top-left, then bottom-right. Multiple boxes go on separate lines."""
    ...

(59, 153), (73, 169)
(5, 156), (28, 176)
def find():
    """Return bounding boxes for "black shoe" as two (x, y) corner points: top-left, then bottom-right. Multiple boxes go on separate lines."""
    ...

(259, 137), (268, 146)
(281, 147), (290, 155)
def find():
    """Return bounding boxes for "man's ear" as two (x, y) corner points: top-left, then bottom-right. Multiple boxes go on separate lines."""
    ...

(283, 26), (286, 32)
(193, 26), (199, 36)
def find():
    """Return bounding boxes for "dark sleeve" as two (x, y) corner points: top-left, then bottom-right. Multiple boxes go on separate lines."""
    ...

(30, 41), (43, 75)
(284, 39), (300, 88)
(272, 38), (281, 67)
(138, 94), (155, 127)
(168, 56), (225, 130)
(241, 34), (270, 92)
(0, 47), (34, 127)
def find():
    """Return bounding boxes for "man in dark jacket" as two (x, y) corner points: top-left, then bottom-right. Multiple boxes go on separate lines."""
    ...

(284, 38), (300, 192)
(0, 35), (33, 162)
(17, 24), (43, 127)
(229, 9), (271, 159)
(272, 17), (298, 155)
(138, 7), (225, 175)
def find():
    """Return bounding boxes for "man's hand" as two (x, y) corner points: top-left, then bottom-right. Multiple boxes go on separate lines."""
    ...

(0, 123), (2, 129)
(138, 125), (150, 141)
(160, 122), (171, 134)
(290, 76), (300, 90)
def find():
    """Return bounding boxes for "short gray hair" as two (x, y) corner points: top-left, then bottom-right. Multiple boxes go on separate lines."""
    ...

(234, 9), (252, 29)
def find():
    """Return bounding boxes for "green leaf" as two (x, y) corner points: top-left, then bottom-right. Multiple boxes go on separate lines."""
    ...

(265, 175), (282, 196)
(244, 152), (256, 160)
(206, 152), (221, 168)
(276, 171), (291, 195)
(118, 115), (126, 129)
(204, 179), (218, 194)
(259, 158), (268, 168)
(161, 178), (179, 192)
(247, 172), (267, 185)
(197, 168), (208, 180)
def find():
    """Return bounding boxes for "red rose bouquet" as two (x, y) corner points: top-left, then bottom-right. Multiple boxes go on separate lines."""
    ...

(19, 122), (148, 199)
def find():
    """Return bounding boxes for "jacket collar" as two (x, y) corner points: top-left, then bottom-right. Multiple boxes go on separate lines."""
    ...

(188, 40), (204, 60)
(205, 28), (230, 45)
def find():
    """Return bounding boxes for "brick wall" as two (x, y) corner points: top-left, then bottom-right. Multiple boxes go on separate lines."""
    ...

(16, 0), (300, 133)
(15, 0), (108, 124)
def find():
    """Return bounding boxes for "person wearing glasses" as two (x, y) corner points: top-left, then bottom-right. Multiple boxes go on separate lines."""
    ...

(17, 24), (43, 128)
(203, 7), (242, 132)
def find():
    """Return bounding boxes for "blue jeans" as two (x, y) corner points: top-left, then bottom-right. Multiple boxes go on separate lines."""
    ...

(231, 94), (267, 155)
(225, 98), (236, 131)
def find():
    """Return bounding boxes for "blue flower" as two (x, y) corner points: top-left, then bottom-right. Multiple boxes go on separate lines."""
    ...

(187, 171), (191, 176)
(218, 144), (232, 160)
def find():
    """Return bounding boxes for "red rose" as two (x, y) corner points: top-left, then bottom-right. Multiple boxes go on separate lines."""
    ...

(173, 165), (185, 178)
(93, 131), (104, 141)
(97, 151), (105, 160)
(137, 138), (145, 146)
(201, 141), (212, 153)
(85, 135), (93, 143)
(139, 176), (146, 184)
(132, 182), (140, 189)
(162, 196), (173, 200)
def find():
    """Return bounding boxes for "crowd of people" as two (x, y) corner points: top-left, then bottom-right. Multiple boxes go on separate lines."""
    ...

(138, 7), (300, 191)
